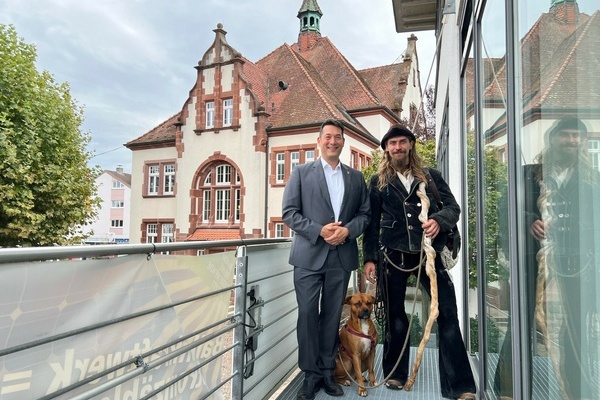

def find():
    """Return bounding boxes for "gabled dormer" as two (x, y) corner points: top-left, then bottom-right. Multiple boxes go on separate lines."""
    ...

(297, 0), (323, 51)
(193, 24), (245, 134)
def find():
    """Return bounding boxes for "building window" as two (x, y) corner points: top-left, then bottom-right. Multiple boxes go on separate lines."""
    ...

(111, 200), (124, 208)
(164, 164), (175, 194)
(276, 153), (285, 183)
(235, 189), (241, 222)
(291, 151), (300, 171)
(112, 180), (125, 189)
(144, 161), (176, 197)
(206, 101), (215, 128)
(111, 220), (124, 228)
(350, 148), (372, 170)
(275, 223), (285, 238)
(162, 223), (174, 243)
(270, 218), (292, 238)
(143, 221), (174, 244)
(223, 99), (233, 126)
(148, 165), (160, 195)
(198, 162), (242, 225)
(271, 147), (318, 185)
(147, 224), (158, 243)
(215, 189), (231, 222)
(202, 190), (211, 222)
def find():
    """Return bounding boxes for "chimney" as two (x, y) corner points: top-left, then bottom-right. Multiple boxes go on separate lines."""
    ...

(116, 165), (124, 174)
(550, 0), (580, 25)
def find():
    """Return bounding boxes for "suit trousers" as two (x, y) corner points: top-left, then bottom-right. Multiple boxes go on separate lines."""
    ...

(381, 250), (476, 398)
(294, 248), (351, 380)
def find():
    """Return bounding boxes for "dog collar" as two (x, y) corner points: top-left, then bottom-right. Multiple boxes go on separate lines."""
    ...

(342, 324), (376, 349)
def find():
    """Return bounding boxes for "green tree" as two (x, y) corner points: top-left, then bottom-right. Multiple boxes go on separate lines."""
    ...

(466, 132), (507, 288)
(0, 25), (99, 246)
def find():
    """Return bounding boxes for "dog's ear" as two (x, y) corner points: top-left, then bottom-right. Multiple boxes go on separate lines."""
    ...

(344, 295), (353, 305)
(366, 294), (375, 305)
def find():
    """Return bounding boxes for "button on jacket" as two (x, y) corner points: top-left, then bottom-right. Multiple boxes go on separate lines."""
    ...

(363, 168), (460, 264)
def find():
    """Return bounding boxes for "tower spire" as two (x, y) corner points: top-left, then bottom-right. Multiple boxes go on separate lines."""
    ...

(297, 0), (323, 51)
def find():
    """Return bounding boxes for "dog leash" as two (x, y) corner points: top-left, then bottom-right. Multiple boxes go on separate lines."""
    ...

(343, 238), (427, 391)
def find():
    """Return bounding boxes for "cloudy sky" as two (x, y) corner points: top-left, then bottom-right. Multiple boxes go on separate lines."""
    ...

(2, 0), (437, 173)
(4, 1), (595, 173)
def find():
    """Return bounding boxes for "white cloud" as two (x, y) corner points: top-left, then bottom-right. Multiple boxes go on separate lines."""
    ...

(1, 0), (437, 171)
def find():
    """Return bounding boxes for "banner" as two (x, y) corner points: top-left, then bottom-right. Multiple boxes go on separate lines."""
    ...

(0, 252), (234, 399)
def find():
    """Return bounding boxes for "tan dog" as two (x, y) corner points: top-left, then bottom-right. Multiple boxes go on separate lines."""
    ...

(334, 293), (377, 397)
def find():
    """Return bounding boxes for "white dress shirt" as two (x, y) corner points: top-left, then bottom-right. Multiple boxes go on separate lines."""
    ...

(321, 158), (345, 221)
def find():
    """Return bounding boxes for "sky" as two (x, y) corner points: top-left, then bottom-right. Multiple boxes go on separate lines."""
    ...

(1, 0), (438, 173)
(5, 1), (595, 174)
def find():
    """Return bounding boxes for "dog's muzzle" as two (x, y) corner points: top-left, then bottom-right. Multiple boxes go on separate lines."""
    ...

(358, 308), (371, 319)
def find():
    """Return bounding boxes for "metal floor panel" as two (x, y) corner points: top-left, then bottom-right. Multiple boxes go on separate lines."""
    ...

(276, 346), (445, 400)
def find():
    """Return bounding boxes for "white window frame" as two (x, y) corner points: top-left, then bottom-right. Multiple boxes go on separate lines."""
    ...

(234, 189), (241, 222)
(305, 150), (315, 163)
(275, 222), (285, 238)
(112, 180), (125, 189)
(148, 165), (160, 195)
(215, 189), (231, 222)
(111, 220), (124, 228)
(291, 151), (300, 171)
(223, 99), (233, 126)
(162, 223), (174, 243)
(206, 101), (215, 128)
(111, 200), (124, 208)
(147, 224), (158, 243)
(276, 153), (285, 183)
(199, 163), (241, 225)
(164, 164), (175, 194)
(216, 164), (231, 185)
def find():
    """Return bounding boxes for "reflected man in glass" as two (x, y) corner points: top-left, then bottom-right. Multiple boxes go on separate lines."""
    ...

(496, 116), (599, 399)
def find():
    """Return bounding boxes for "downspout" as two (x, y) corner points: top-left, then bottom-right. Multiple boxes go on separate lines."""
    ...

(264, 134), (269, 238)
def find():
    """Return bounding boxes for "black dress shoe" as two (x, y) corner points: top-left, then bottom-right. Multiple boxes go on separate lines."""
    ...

(321, 376), (344, 397)
(297, 378), (321, 400)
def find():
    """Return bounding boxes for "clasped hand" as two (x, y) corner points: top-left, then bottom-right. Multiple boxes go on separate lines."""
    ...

(321, 222), (349, 246)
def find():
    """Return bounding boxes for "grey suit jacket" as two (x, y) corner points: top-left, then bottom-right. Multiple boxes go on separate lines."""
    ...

(282, 158), (370, 271)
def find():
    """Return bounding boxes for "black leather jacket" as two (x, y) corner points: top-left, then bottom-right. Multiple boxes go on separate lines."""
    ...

(362, 168), (460, 263)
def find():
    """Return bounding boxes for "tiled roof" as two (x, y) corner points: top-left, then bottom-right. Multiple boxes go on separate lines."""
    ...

(484, 12), (600, 110)
(128, 28), (411, 146)
(527, 11), (599, 111)
(126, 113), (179, 148)
(482, 10), (599, 136)
(104, 170), (131, 186)
(186, 229), (241, 241)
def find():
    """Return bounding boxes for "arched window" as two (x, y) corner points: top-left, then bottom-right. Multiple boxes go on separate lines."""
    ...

(199, 163), (241, 225)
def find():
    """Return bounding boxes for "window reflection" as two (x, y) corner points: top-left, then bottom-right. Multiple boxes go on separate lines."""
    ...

(482, 1), (599, 399)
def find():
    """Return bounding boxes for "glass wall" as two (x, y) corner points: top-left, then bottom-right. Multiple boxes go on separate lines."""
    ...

(479, 0), (511, 397)
(472, 0), (600, 399)
(513, 1), (600, 399)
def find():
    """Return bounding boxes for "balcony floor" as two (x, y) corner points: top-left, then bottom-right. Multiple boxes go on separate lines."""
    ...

(276, 346), (447, 400)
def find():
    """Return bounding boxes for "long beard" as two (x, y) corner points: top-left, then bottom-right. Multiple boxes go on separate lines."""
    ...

(392, 155), (409, 172)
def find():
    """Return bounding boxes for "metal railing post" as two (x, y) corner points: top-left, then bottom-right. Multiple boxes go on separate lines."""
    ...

(231, 246), (248, 399)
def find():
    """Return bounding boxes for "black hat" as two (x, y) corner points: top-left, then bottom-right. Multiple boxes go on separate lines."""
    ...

(380, 125), (416, 150)
(547, 116), (587, 140)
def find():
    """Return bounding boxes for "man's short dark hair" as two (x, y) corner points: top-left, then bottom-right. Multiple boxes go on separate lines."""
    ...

(319, 119), (344, 137)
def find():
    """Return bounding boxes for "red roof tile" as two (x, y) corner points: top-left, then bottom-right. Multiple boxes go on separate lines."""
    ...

(186, 229), (241, 241)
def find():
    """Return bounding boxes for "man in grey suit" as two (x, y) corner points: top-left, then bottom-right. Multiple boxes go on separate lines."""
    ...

(282, 119), (370, 400)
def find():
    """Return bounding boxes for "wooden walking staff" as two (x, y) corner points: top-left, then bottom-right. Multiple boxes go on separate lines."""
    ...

(404, 182), (439, 391)
(534, 181), (569, 399)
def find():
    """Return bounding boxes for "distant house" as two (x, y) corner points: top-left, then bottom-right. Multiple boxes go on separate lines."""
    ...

(125, 0), (424, 250)
(83, 165), (131, 244)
